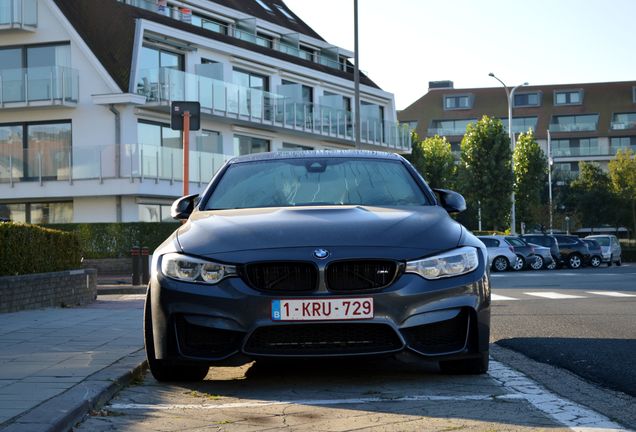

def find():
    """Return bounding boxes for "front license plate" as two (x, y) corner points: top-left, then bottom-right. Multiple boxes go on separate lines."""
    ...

(271, 298), (373, 321)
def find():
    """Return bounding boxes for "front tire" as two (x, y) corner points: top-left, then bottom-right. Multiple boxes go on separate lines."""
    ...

(546, 260), (557, 270)
(530, 255), (544, 270)
(492, 256), (509, 272)
(568, 253), (582, 269)
(144, 290), (209, 382)
(440, 352), (489, 375)
(589, 256), (601, 268)
(616, 257), (622, 266)
(512, 255), (525, 271)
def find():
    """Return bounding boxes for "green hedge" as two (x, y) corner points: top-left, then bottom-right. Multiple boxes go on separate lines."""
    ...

(0, 223), (81, 276)
(44, 222), (179, 259)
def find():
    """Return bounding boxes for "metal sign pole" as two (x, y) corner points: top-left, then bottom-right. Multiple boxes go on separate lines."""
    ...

(183, 111), (190, 196)
(547, 130), (553, 234)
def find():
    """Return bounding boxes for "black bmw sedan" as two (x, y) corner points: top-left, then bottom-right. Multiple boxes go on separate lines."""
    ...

(145, 150), (491, 381)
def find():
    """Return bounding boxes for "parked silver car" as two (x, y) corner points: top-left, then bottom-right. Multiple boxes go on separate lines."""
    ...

(477, 236), (517, 272)
(585, 235), (622, 266)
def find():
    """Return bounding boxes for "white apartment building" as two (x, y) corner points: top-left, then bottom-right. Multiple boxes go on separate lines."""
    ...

(0, 0), (409, 223)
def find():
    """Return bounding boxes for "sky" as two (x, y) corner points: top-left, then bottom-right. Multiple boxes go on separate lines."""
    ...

(283, 0), (636, 110)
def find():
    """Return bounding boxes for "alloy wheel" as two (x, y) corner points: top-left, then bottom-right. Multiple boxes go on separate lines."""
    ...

(530, 255), (544, 270)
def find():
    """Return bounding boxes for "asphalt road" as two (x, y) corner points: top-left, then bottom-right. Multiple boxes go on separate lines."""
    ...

(490, 264), (636, 397)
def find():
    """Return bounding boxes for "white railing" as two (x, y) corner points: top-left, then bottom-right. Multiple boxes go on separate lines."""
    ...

(137, 68), (411, 150)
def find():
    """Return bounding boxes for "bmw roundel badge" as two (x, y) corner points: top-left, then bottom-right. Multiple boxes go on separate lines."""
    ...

(313, 248), (330, 259)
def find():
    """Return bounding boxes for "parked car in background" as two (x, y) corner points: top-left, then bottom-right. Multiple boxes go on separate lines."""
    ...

(525, 242), (555, 270)
(502, 236), (540, 271)
(477, 236), (517, 272)
(521, 234), (561, 270)
(582, 239), (603, 267)
(586, 235), (622, 266)
(552, 234), (591, 269)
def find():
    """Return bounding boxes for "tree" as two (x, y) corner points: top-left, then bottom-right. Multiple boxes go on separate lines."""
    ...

(457, 116), (513, 231)
(410, 135), (456, 189)
(609, 148), (636, 237)
(569, 162), (616, 229)
(513, 130), (547, 230)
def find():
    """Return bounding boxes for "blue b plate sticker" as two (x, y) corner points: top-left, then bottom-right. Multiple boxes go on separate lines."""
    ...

(271, 300), (281, 320)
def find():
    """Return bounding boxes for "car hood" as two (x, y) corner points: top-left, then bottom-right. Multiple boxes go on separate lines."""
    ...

(176, 205), (462, 257)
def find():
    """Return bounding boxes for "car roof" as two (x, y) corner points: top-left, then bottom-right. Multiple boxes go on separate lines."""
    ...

(228, 150), (406, 165)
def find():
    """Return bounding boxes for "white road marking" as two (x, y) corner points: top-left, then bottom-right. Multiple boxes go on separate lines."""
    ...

(488, 360), (627, 432)
(524, 292), (587, 299)
(586, 291), (636, 298)
(110, 394), (522, 410)
(111, 362), (629, 431)
(491, 294), (519, 301)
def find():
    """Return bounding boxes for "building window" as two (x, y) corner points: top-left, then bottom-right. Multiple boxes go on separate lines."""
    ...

(549, 114), (598, 132)
(138, 203), (173, 222)
(502, 117), (538, 134)
(232, 69), (268, 92)
(610, 136), (636, 154)
(196, 130), (223, 153)
(1, 121), (72, 181)
(0, 43), (71, 103)
(553, 162), (579, 180)
(429, 119), (476, 136)
(299, 45), (315, 61)
(138, 121), (181, 149)
(254, 0), (273, 13)
(551, 138), (600, 157)
(234, 135), (270, 155)
(611, 113), (636, 130)
(513, 92), (541, 107)
(443, 94), (472, 110)
(282, 143), (313, 151)
(256, 33), (274, 49)
(554, 89), (583, 106)
(633, 87), (636, 103)
(274, 4), (295, 20)
(191, 15), (227, 34)
(0, 202), (72, 224)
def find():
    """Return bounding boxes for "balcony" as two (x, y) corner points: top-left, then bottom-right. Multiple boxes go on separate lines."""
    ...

(137, 68), (411, 151)
(611, 144), (636, 155)
(0, 144), (228, 186)
(611, 121), (636, 130)
(551, 147), (604, 157)
(0, 66), (79, 109)
(428, 127), (468, 136)
(0, 0), (36, 31)
(549, 123), (598, 133)
(118, 0), (355, 73)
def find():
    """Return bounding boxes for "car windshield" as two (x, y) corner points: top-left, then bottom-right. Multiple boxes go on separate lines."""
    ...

(590, 237), (610, 246)
(205, 158), (430, 210)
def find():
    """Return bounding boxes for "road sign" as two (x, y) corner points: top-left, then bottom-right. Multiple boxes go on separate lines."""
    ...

(170, 101), (200, 131)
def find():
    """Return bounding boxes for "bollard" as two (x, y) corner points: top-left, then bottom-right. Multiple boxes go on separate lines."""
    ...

(131, 246), (141, 286)
(141, 247), (150, 285)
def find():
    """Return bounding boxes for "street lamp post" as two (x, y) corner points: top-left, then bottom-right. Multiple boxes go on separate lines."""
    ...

(488, 73), (528, 235)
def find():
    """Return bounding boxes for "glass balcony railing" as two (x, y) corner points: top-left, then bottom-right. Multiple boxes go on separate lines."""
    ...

(0, 0), (37, 29)
(137, 68), (411, 150)
(427, 127), (467, 136)
(610, 121), (636, 130)
(551, 147), (604, 157)
(0, 66), (79, 106)
(611, 144), (636, 155)
(118, 0), (356, 73)
(549, 122), (597, 132)
(0, 144), (229, 185)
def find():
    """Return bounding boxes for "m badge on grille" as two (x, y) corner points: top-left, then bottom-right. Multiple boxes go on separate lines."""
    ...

(313, 248), (330, 259)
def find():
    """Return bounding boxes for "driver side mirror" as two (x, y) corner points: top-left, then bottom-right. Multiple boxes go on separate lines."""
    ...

(171, 194), (199, 220)
(433, 189), (466, 214)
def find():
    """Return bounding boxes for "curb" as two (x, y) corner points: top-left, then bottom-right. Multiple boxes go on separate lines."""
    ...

(97, 286), (147, 295)
(0, 350), (147, 432)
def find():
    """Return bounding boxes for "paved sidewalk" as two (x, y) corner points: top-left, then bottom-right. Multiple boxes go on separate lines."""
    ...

(0, 295), (146, 432)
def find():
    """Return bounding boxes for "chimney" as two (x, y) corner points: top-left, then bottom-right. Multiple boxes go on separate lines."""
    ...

(428, 80), (454, 90)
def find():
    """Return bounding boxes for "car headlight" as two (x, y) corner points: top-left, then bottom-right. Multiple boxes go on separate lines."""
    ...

(405, 247), (479, 280)
(160, 253), (236, 284)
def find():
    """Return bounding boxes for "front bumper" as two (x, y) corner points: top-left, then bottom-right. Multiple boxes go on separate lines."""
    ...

(149, 265), (491, 365)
